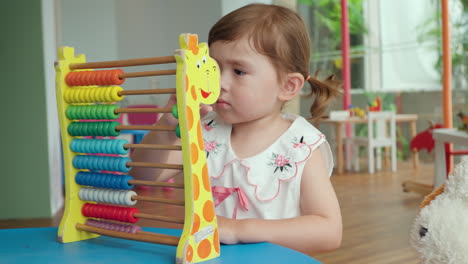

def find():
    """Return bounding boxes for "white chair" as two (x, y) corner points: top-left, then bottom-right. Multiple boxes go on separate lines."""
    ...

(346, 111), (397, 174)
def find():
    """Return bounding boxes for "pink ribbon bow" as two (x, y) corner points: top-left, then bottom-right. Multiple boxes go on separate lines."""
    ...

(211, 186), (249, 219)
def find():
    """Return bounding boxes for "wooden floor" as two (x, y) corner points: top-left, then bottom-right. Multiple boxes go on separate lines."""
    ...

(314, 161), (432, 264)
(0, 161), (433, 264)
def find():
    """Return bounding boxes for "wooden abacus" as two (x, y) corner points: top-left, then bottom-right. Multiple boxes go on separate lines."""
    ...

(55, 33), (220, 264)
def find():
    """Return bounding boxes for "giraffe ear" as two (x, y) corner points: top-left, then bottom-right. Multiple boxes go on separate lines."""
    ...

(179, 34), (190, 49)
(179, 34), (199, 52)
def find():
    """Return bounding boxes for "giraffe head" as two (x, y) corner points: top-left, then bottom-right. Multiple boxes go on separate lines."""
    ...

(175, 34), (220, 105)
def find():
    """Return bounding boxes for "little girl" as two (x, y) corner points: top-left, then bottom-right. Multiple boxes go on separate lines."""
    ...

(131, 4), (342, 254)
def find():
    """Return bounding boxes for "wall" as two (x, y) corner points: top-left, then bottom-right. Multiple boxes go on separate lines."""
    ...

(1, 0), (61, 219)
(59, 0), (221, 108)
(59, 0), (118, 61)
(114, 0), (221, 107)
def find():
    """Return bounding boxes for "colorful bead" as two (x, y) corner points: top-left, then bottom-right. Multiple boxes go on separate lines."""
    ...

(66, 69), (125, 86)
(79, 187), (137, 206)
(70, 139), (129, 155)
(85, 219), (141, 234)
(64, 86), (124, 103)
(73, 155), (131, 172)
(67, 121), (120, 137)
(75, 172), (133, 190)
(81, 203), (139, 223)
(172, 104), (179, 119)
(66, 105), (120, 120)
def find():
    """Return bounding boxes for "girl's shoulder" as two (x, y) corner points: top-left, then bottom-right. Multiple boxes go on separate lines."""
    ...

(280, 113), (327, 152)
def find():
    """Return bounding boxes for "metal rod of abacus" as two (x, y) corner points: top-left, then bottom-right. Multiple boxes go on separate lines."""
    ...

(127, 161), (183, 170)
(124, 144), (182, 151)
(131, 195), (184, 206)
(119, 69), (176, 79)
(128, 179), (184, 189)
(118, 88), (176, 96)
(116, 125), (176, 131)
(76, 223), (180, 245)
(69, 56), (176, 70)
(134, 213), (185, 224)
(115, 107), (172, 114)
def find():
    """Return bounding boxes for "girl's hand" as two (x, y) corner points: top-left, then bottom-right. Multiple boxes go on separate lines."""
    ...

(160, 94), (213, 126)
(217, 216), (240, 245)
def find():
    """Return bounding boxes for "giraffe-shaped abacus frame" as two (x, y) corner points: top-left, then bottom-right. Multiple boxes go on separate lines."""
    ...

(56, 33), (220, 264)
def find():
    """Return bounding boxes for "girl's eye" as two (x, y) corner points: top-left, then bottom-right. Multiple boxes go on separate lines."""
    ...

(234, 69), (246, 76)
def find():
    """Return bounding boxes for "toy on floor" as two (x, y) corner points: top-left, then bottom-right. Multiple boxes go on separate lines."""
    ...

(410, 157), (468, 263)
(55, 33), (220, 264)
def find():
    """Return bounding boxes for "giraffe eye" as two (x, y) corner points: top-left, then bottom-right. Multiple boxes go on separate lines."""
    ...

(202, 56), (206, 64)
(196, 61), (201, 68)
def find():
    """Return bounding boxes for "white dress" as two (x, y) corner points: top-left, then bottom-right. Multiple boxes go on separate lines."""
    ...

(201, 112), (333, 220)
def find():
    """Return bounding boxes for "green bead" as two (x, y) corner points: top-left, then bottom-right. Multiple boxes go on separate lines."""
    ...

(108, 121), (121, 137)
(175, 124), (180, 138)
(172, 105), (179, 119)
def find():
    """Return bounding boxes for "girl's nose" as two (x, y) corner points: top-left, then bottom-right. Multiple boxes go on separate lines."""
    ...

(220, 70), (229, 92)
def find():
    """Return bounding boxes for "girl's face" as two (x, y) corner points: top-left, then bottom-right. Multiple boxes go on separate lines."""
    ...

(210, 37), (284, 125)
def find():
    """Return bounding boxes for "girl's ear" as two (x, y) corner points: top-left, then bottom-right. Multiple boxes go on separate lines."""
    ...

(279, 73), (304, 101)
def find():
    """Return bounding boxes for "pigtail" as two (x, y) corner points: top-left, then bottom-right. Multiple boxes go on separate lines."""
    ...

(304, 73), (342, 122)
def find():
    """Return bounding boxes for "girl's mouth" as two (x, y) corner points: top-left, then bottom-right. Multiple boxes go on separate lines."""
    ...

(216, 99), (229, 105)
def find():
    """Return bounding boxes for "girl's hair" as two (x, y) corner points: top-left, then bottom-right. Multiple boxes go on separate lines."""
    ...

(208, 3), (341, 122)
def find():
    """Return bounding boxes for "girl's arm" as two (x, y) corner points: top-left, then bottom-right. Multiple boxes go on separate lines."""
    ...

(129, 95), (182, 182)
(129, 115), (183, 182)
(218, 147), (342, 254)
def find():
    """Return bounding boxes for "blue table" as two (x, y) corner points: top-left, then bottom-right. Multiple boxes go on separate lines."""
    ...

(0, 227), (321, 264)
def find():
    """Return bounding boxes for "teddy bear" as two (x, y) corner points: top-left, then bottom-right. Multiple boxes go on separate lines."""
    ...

(410, 157), (468, 263)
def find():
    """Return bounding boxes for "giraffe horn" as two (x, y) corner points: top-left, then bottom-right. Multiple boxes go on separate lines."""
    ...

(187, 34), (199, 55)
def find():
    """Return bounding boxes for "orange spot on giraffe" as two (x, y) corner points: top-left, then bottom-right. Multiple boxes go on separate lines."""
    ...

(197, 239), (212, 259)
(191, 143), (199, 164)
(214, 228), (220, 254)
(191, 213), (200, 235)
(186, 244), (194, 262)
(193, 173), (200, 201)
(203, 200), (215, 222)
(191, 85), (197, 101)
(186, 106), (193, 131)
(185, 75), (189, 92)
(202, 164), (210, 192)
(188, 35), (199, 55)
(197, 121), (204, 151)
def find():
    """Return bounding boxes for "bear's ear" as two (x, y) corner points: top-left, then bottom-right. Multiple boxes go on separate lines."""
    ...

(420, 183), (445, 209)
(445, 157), (468, 198)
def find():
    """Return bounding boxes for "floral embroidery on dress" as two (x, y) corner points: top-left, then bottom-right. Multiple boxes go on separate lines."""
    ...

(268, 153), (292, 173)
(203, 119), (216, 131)
(204, 140), (222, 158)
(292, 136), (306, 148)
